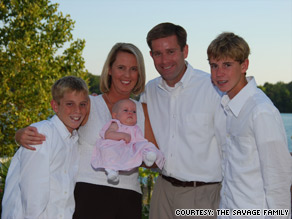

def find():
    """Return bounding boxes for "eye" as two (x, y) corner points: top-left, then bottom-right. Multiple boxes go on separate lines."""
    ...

(210, 64), (218, 69)
(123, 109), (128, 112)
(80, 103), (87, 107)
(131, 66), (138, 72)
(167, 49), (175, 54)
(117, 65), (125, 70)
(66, 102), (73, 106)
(133, 110), (136, 114)
(152, 51), (161, 57)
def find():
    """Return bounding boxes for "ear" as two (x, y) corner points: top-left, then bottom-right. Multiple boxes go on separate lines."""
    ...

(183, 44), (189, 59)
(241, 59), (249, 74)
(51, 100), (59, 113)
(112, 112), (117, 119)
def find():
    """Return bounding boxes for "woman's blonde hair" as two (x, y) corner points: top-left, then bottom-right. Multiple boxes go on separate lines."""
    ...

(100, 43), (146, 95)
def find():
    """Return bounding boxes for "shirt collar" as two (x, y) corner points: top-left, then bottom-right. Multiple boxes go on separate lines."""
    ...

(221, 76), (257, 117)
(158, 61), (191, 91)
(50, 115), (79, 143)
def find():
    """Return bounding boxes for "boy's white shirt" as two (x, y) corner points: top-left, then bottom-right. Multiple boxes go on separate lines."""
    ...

(218, 76), (292, 216)
(2, 115), (80, 219)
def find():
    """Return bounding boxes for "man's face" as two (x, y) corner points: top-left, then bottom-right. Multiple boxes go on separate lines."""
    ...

(51, 90), (89, 133)
(150, 35), (188, 87)
(209, 57), (249, 99)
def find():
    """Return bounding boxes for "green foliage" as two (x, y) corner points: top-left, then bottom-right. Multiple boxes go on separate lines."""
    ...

(87, 72), (101, 95)
(258, 81), (292, 113)
(139, 167), (159, 218)
(0, 158), (11, 217)
(0, 0), (88, 157)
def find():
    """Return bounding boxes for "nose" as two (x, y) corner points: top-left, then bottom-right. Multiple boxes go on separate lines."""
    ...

(74, 105), (81, 113)
(124, 68), (131, 78)
(215, 66), (225, 77)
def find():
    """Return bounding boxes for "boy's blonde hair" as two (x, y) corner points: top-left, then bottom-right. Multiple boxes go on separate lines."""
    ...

(207, 32), (250, 63)
(51, 76), (89, 104)
(100, 43), (146, 96)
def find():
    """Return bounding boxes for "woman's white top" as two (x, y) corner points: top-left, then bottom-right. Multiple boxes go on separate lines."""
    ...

(76, 95), (144, 194)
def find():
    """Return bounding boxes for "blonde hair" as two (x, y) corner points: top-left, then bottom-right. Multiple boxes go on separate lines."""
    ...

(51, 76), (89, 104)
(100, 43), (146, 95)
(207, 32), (250, 63)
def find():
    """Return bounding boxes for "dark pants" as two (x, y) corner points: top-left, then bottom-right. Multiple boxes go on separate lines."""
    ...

(73, 182), (142, 219)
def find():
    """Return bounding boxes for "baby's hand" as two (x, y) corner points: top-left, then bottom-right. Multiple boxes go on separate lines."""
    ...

(123, 133), (131, 143)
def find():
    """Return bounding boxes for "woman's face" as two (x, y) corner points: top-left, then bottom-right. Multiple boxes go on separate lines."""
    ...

(109, 51), (139, 96)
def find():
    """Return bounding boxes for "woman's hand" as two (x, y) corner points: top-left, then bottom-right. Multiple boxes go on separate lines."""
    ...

(15, 126), (46, 151)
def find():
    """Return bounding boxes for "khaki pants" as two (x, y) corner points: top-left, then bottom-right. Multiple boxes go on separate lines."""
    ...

(150, 175), (221, 219)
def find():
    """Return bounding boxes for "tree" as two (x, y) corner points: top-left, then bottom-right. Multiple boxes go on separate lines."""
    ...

(87, 72), (101, 95)
(0, 0), (88, 157)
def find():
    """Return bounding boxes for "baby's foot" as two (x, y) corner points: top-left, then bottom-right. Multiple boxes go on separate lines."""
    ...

(144, 151), (157, 167)
(106, 169), (119, 182)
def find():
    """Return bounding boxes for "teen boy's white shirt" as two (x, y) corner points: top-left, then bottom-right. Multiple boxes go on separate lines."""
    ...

(219, 77), (292, 216)
(140, 62), (224, 182)
(2, 115), (79, 219)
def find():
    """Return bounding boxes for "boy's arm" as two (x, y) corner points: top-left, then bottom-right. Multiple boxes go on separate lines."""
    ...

(20, 126), (51, 218)
(104, 122), (131, 143)
(254, 110), (292, 211)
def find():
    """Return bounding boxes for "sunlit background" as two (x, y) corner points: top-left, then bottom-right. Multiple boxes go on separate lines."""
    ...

(52, 0), (292, 86)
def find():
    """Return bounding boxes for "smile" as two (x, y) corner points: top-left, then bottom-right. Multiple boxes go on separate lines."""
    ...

(121, 80), (130, 85)
(70, 116), (81, 121)
(217, 80), (228, 85)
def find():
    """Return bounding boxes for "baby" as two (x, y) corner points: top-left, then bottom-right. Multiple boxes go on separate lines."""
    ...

(91, 99), (164, 182)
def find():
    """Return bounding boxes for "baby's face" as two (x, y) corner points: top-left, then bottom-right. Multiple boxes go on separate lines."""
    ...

(113, 100), (137, 126)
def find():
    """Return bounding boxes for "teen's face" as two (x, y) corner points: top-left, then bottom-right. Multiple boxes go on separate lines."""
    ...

(109, 51), (139, 96)
(113, 100), (137, 126)
(51, 91), (89, 133)
(209, 57), (249, 99)
(150, 35), (188, 87)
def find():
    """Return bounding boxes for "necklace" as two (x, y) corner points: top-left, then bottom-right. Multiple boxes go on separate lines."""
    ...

(104, 93), (115, 106)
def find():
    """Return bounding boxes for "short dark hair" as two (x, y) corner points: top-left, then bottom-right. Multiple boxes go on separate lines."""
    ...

(147, 22), (187, 51)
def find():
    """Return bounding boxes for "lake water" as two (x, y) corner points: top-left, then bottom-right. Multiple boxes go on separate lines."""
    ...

(281, 113), (292, 152)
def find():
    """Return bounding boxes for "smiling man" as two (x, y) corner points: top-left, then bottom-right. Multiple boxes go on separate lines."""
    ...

(140, 22), (225, 219)
(208, 32), (292, 218)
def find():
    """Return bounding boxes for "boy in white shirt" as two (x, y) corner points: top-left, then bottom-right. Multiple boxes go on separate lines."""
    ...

(208, 32), (292, 218)
(2, 76), (89, 219)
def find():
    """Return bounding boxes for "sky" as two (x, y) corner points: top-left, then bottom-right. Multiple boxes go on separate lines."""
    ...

(51, 0), (292, 86)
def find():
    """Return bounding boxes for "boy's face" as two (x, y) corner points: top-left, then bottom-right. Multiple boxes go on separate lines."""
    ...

(150, 35), (188, 87)
(209, 57), (249, 99)
(112, 100), (137, 126)
(51, 90), (89, 133)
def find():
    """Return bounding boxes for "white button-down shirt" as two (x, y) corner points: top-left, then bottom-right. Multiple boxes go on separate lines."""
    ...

(140, 63), (224, 182)
(2, 115), (79, 219)
(219, 77), (292, 217)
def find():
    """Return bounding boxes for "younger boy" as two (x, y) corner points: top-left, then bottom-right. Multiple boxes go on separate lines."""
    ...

(207, 32), (292, 216)
(2, 76), (89, 219)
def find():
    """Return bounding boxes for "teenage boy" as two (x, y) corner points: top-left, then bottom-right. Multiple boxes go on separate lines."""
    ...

(141, 22), (224, 219)
(207, 32), (292, 217)
(2, 76), (89, 219)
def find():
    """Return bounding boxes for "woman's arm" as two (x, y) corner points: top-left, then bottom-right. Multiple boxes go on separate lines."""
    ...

(15, 126), (46, 151)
